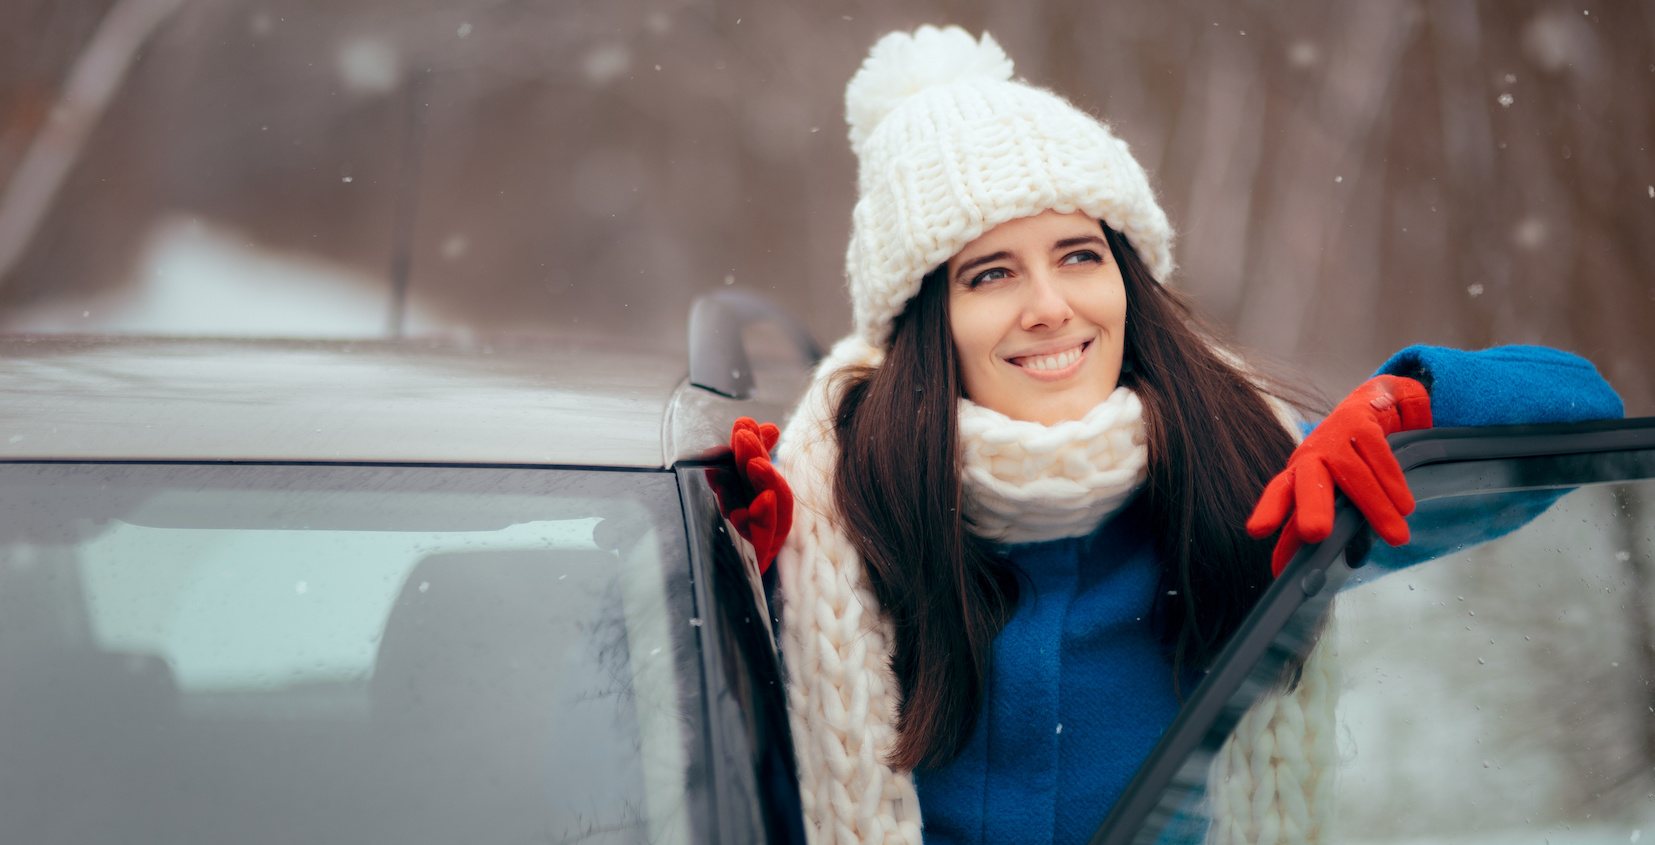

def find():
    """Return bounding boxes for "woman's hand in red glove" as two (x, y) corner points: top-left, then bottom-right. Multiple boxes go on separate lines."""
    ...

(707, 417), (794, 573)
(1246, 375), (1432, 576)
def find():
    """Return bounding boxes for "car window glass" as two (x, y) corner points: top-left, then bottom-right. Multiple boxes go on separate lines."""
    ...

(1329, 478), (1655, 843)
(1116, 471), (1655, 844)
(77, 515), (603, 692)
(0, 463), (697, 845)
(1098, 436), (1655, 845)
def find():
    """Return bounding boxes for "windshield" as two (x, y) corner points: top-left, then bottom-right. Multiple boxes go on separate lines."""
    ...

(0, 462), (698, 845)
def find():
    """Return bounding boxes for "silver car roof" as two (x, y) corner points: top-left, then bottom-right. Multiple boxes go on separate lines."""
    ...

(0, 336), (801, 468)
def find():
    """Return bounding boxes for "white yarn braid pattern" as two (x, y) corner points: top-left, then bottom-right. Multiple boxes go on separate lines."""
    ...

(1205, 629), (1342, 845)
(957, 387), (1148, 544)
(774, 337), (923, 845)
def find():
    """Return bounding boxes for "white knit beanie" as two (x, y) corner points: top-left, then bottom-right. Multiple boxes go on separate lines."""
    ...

(845, 25), (1176, 348)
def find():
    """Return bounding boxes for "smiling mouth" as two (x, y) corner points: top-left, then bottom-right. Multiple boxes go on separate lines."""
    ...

(1009, 340), (1091, 372)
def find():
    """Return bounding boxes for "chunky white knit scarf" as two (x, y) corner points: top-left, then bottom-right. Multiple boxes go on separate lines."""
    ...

(772, 337), (1336, 844)
(958, 388), (1148, 544)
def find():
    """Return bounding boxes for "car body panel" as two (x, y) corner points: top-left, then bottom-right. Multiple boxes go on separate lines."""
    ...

(664, 366), (803, 466)
(0, 336), (705, 467)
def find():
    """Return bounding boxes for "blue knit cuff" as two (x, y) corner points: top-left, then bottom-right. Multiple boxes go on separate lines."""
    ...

(1373, 345), (1623, 428)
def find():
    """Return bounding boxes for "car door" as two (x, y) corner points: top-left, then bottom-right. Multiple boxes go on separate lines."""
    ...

(676, 460), (809, 845)
(1091, 416), (1655, 845)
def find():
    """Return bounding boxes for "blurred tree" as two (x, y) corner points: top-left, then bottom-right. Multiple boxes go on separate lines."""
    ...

(0, 0), (1648, 412)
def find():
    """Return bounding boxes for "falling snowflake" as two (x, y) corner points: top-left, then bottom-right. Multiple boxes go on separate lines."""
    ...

(1498, 93), (1514, 107)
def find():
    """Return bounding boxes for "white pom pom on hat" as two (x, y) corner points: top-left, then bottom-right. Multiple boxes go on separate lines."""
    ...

(845, 26), (1014, 155)
(842, 25), (1175, 349)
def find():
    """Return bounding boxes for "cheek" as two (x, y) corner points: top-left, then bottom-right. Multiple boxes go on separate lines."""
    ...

(1083, 277), (1129, 364)
(1109, 291), (1128, 358)
(1078, 275), (1128, 334)
(1108, 286), (1128, 331)
(947, 295), (1004, 387)
(1104, 273), (1128, 329)
(947, 294), (987, 356)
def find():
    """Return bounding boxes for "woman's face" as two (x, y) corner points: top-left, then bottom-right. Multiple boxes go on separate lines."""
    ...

(946, 210), (1127, 425)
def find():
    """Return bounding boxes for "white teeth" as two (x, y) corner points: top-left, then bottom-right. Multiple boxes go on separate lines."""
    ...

(1020, 345), (1082, 371)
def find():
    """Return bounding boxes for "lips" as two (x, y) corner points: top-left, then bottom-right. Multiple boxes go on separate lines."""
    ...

(1008, 340), (1090, 372)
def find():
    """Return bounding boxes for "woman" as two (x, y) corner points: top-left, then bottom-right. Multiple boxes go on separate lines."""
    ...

(724, 25), (1623, 845)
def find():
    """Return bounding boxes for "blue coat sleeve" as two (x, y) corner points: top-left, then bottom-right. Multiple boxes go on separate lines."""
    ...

(1355, 345), (1623, 573)
(1372, 344), (1624, 427)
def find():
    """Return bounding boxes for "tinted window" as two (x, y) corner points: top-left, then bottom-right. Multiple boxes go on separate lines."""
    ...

(0, 463), (699, 845)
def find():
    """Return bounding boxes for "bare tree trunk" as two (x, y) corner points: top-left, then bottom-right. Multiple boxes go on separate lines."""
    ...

(1235, 0), (1415, 359)
(1172, 25), (1265, 327)
(0, 0), (184, 288)
(1422, 0), (1503, 349)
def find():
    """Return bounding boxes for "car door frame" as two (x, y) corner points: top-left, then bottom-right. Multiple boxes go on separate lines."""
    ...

(676, 461), (808, 845)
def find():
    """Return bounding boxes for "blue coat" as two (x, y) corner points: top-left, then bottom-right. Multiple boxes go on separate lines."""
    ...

(913, 345), (1624, 845)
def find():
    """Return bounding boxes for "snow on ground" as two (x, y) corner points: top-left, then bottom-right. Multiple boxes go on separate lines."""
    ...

(4, 215), (453, 338)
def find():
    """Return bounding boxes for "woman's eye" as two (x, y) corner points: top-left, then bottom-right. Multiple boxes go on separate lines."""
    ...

(970, 267), (1010, 287)
(1061, 250), (1102, 266)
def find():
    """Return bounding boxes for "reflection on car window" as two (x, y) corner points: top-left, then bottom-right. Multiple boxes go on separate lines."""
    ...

(78, 515), (603, 692)
(0, 464), (697, 845)
(1332, 479), (1655, 843)
(1107, 436), (1655, 845)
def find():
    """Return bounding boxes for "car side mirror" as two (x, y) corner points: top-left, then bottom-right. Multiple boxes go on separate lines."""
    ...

(688, 291), (822, 400)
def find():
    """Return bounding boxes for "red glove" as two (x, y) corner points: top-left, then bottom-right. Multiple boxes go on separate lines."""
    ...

(1246, 375), (1432, 576)
(708, 418), (794, 573)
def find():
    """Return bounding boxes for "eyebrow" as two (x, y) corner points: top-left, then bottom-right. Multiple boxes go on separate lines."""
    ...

(953, 250), (1012, 282)
(1054, 235), (1109, 251)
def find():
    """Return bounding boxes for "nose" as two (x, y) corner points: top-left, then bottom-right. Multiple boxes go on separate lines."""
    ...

(1019, 267), (1073, 332)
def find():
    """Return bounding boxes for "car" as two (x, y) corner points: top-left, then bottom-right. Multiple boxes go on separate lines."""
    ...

(0, 291), (814, 845)
(7, 289), (1654, 845)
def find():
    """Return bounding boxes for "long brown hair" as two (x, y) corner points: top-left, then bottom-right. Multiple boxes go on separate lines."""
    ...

(832, 224), (1305, 771)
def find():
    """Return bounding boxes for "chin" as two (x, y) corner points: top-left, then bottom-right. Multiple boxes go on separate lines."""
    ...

(1014, 392), (1109, 425)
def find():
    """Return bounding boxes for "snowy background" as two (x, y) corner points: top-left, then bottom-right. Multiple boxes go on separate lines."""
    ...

(0, 0), (1650, 413)
(4, 2), (1655, 840)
